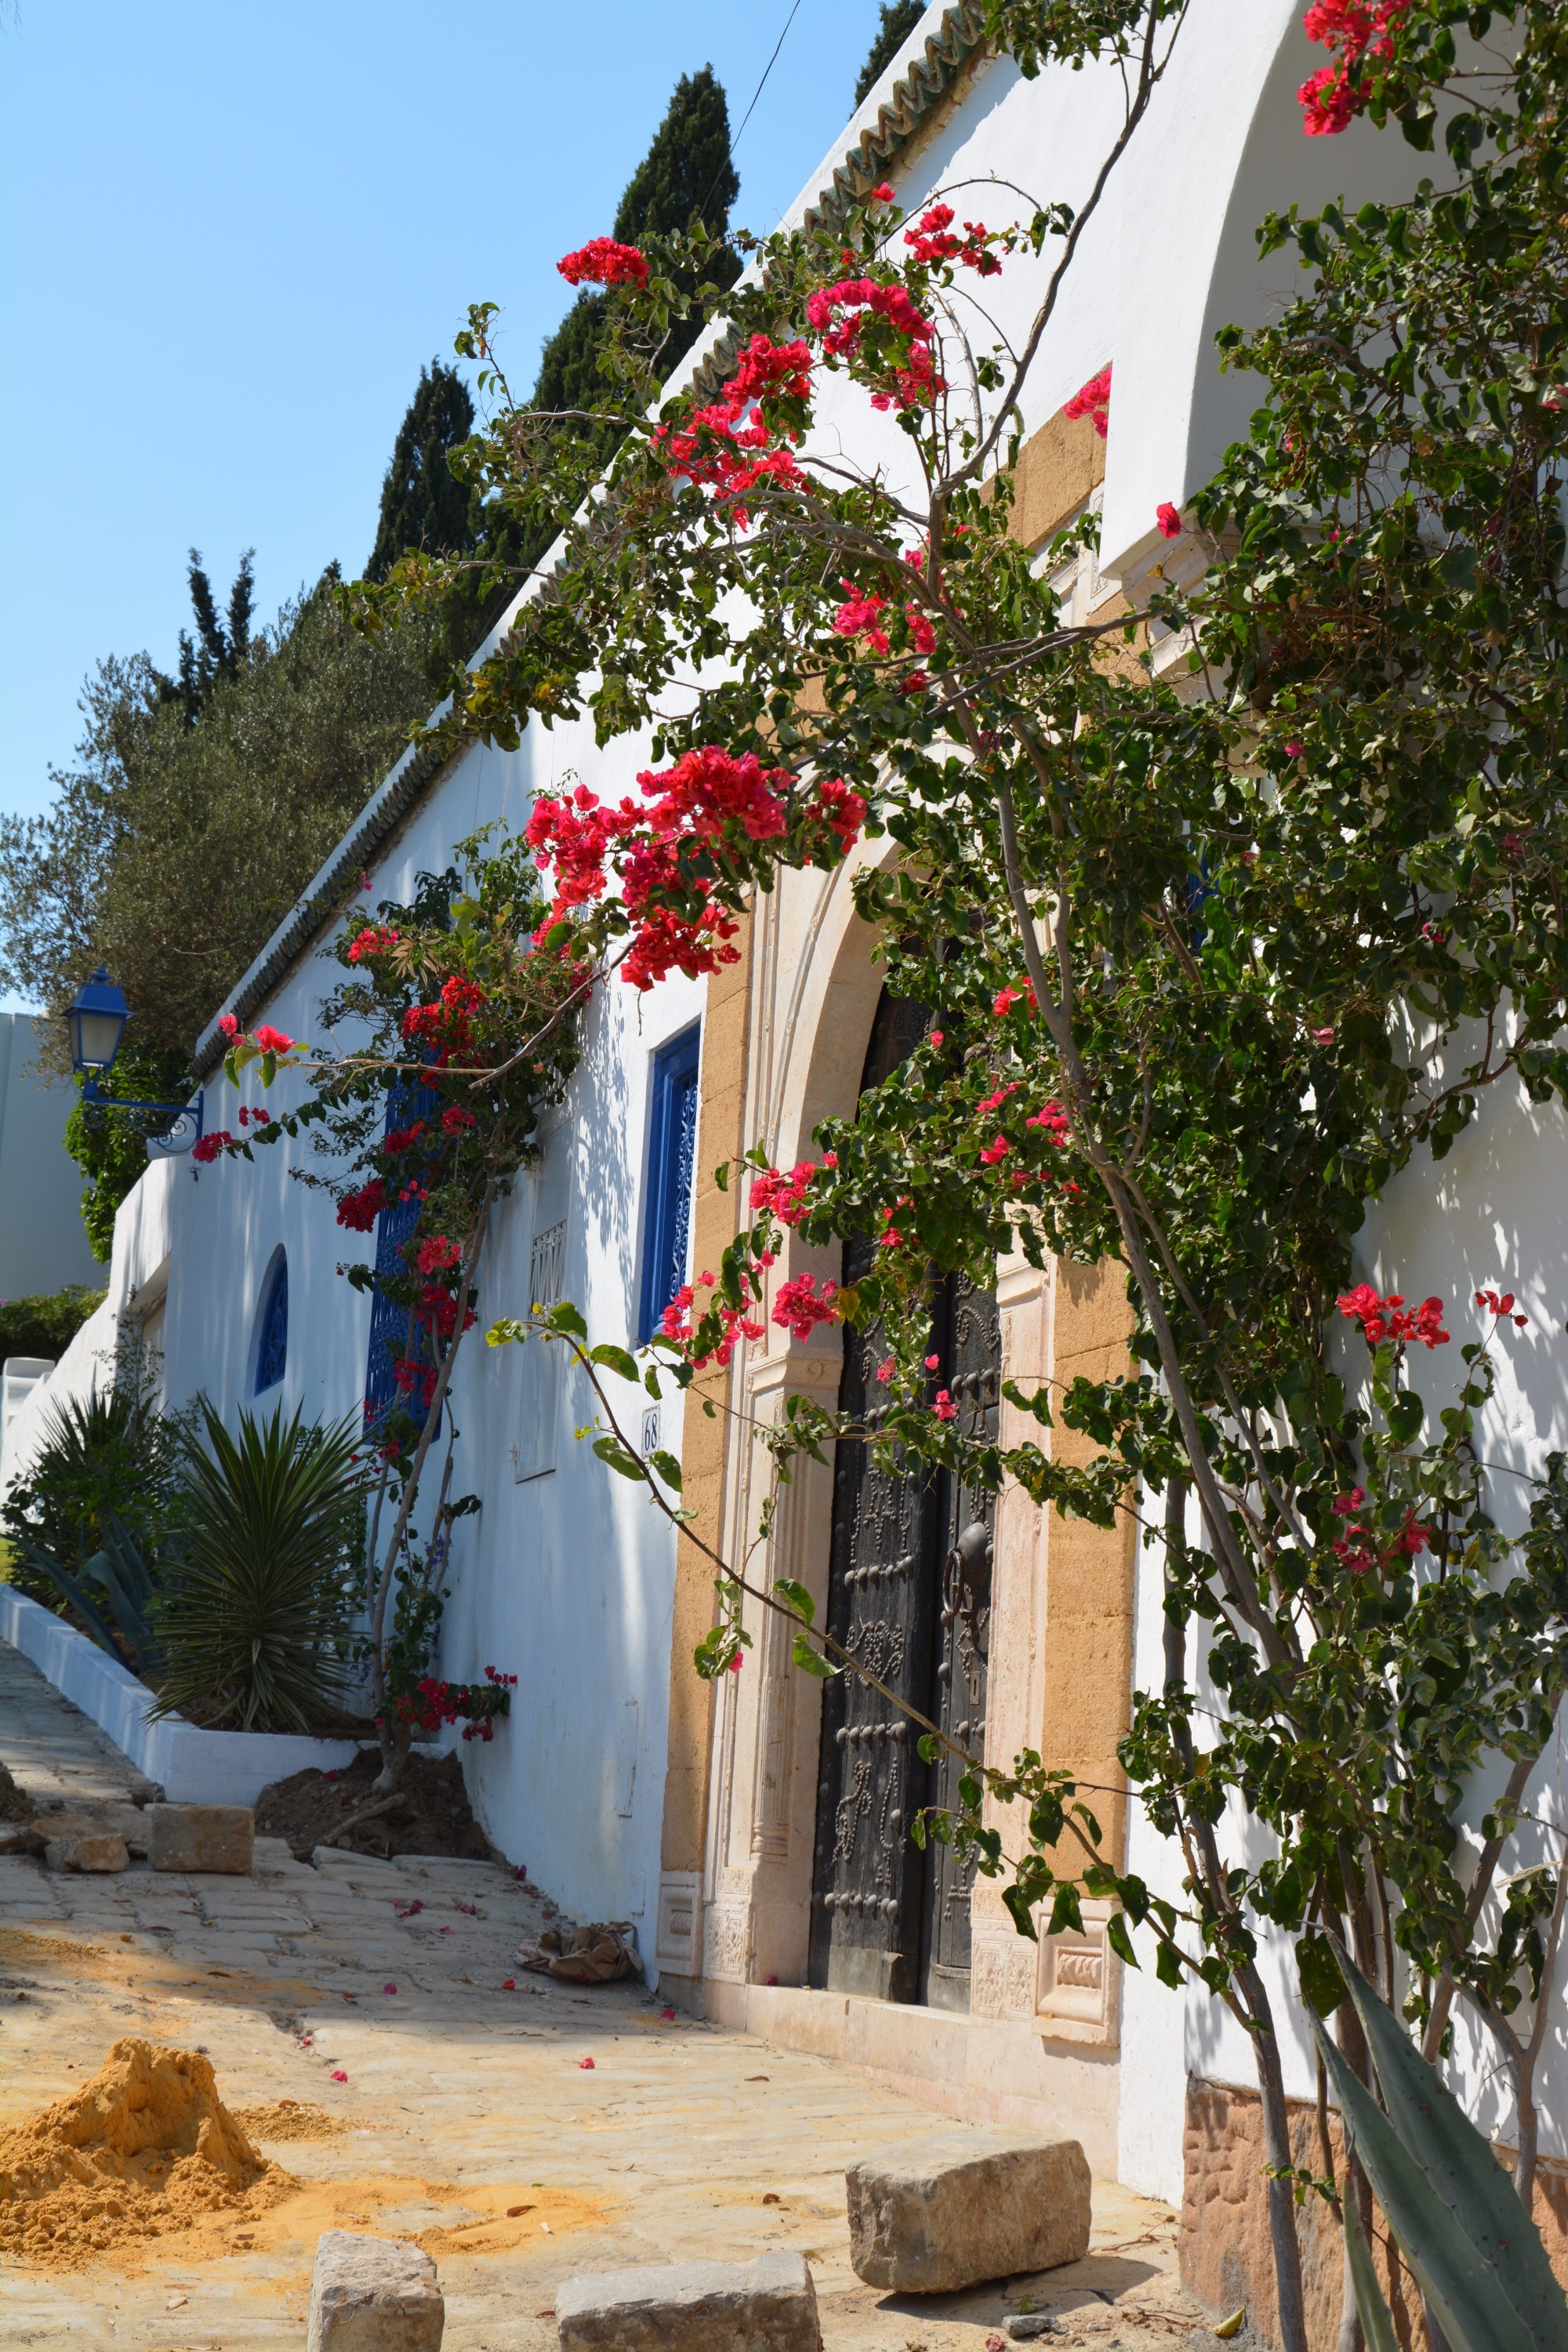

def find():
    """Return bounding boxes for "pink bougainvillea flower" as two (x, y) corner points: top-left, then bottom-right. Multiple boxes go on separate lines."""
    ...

(557, 237), (648, 288)
(251, 1023), (296, 1055)
(1284, 741), (1305, 757)
(771, 1272), (840, 1341)
(1156, 503), (1182, 539)
(933, 1389), (957, 1421)
(929, 1029), (944, 1047)
(924, 1353), (939, 1370)
(1064, 365), (1112, 438)
(728, 1652), (745, 1672)
(219, 1012), (239, 1040)
(1309, 1026), (1336, 1046)
(876, 1356), (896, 1383)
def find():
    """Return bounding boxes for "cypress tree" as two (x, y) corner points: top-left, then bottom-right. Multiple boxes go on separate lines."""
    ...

(533, 65), (740, 427)
(855, 0), (927, 106)
(366, 360), (479, 583)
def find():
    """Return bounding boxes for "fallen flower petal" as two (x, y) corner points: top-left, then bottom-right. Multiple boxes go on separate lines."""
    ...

(330, 2070), (348, 2083)
(579, 2057), (596, 2070)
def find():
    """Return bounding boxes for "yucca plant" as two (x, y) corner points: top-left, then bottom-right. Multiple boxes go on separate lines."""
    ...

(150, 1402), (369, 1733)
(1311, 1944), (1568, 2352)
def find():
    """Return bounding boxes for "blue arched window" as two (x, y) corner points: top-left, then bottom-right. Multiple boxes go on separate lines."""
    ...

(254, 1250), (288, 1395)
(637, 1025), (700, 1345)
(364, 1076), (442, 1433)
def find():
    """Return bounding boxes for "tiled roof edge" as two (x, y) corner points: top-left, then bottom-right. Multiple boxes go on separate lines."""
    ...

(191, 3), (985, 1077)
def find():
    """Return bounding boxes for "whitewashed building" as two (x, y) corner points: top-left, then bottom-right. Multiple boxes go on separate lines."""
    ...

(6, 6), (1565, 2338)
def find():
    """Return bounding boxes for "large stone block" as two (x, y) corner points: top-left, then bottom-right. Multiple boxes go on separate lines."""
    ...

(147, 1803), (254, 1875)
(845, 2130), (1091, 2293)
(307, 2230), (444, 2351)
(556, 2249), (821, 2349)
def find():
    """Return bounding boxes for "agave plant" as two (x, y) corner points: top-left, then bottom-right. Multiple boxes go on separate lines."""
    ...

(1310, 1943), (1568, 2352)
(150, 1402), (369, 1733)
(15, 1513), (162, 1679)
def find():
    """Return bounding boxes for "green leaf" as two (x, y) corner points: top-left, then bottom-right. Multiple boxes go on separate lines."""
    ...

(648, 1449), (683, 1492)
(1155, 1937), (1185, 1991)
(791, 1630), (837, 1678)
(773, 1577), (815, 1627)
(546, 1301), (588, 1338)
(1295, 1933), (1345, 2017)
(1047, 1881), (1085, 1938)
(589, 1343), (640, 1381)
(591, 1434), (645, 1482)
(1105, 1911), (1138, 1969)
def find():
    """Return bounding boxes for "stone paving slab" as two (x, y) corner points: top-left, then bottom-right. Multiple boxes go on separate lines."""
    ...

(0, 1636), (1201, 2351)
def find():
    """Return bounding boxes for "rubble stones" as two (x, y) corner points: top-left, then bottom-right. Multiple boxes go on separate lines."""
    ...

(307, 2229), (444, 2351)
(556, 2249), (822, 2349)
(147, 1804), (255, 1875)
(43, 1832), (130, 1873)
(845, 2129), (1092, 2293)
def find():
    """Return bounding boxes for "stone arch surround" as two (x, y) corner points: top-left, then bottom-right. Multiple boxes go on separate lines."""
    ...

(671, 844), (1139, 2172)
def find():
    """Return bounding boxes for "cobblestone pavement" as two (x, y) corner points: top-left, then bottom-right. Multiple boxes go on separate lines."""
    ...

(0, 1642), (1208, 2352)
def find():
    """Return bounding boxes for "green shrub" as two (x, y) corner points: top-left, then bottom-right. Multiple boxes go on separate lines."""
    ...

(0, 1285), (106, 1361)
(151, 1402), (369, 1733)
(1, 1353), (182, 1620)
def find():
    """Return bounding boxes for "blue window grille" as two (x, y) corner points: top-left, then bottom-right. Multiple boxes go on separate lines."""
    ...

(255, 1252), (288, 1395)
(364, 1076), (442, 1434)
(637, 1025), (701, 1346)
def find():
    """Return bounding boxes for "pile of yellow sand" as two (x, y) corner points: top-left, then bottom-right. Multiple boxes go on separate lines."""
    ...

(0, 2038), (292, 2269)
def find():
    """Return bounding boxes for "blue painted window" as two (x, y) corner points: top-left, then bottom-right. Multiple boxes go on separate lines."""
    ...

(364, 1077), (442, 1434)
(637, 1025), (700, 1346)
(255, 1253), (288, 1394)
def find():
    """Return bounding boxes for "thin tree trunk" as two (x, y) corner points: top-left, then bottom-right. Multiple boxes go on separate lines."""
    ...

(1236, 1955), (1311, 2352)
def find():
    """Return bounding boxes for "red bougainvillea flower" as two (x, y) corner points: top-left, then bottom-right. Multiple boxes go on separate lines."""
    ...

(978, 1134), (1011, 1165)
(557, 238), (648, 287)
(441, 1104), (477, 1134)
(993, 981), (1037, 1018)
(336, 1178), (387, 1233)
(659, 2005), (677, 2022)
(1156, 503), (1182, 539)
(1337, 1284), (1449, 1348)
(579, 2056), (596, 2070)
(330, 2069), (348, 2083)
(876, 1356), (896, 1383)
(192, 1130), (234, 1164)
(1298, 0), (1410, 136)
(924, 1352), (940, 1370)
(347, 924), (400, 964)
(772, 1272), (840, 1341)
(1064, 365), (1112, 438)
(502, 1978), (517, 1991)
(250, 1023), (295, 1055)
(416, 1234), (464, 1277)
(750, 1161), (819, 1226)
(219, 1012), (238, 1040)
(1477, 1287), (1530, 1329)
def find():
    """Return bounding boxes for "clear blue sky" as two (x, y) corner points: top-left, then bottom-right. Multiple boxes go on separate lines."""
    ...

(0, 0), (892, 1002)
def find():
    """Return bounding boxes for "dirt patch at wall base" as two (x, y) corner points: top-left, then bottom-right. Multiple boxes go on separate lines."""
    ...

(255, 1749), (491, 1861)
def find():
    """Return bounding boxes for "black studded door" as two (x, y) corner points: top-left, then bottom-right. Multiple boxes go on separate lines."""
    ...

(920, 1272), (999, 2009)
(808, 991), (1000, 2009)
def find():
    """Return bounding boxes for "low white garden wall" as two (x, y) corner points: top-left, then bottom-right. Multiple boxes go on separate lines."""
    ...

(0, 1585), (407, 1805)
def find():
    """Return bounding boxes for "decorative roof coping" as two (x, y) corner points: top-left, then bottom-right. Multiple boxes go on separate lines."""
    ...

(191, 3), (985, 1081)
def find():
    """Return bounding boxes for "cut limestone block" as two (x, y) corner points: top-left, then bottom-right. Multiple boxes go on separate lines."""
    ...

(43, 1833), (130, 1873)
(148, 1804), (254, 1875)
(556, 2249), (821, 2349)
(845, 2130), (1091, 2293)
(307, 2230), (444, 2351)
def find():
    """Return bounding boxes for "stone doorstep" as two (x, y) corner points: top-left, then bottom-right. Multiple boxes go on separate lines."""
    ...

(148, 1804), (254, 1875)
(307, 2229), (444, 2352)
(844, 2130), (1093, 2296)
(556, 2249), (820, 2351)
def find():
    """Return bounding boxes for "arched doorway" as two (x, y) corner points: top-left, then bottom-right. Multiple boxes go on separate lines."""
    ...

(807, 989), (1001, 2010)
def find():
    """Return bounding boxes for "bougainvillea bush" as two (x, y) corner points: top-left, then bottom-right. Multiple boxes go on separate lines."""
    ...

(201, 830), (583, 1779)
(323, 2), (1568, 2338)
